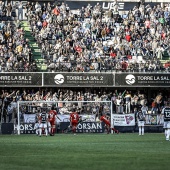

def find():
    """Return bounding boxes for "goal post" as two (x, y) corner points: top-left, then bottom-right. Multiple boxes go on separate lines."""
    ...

(17, 100), (113, 135)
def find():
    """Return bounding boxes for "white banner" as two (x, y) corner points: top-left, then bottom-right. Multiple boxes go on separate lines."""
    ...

(57, 114), (96, 122)
(24, 114), (35, 123)
(23, 114), (96, 123)
(113, 114), (135, 126)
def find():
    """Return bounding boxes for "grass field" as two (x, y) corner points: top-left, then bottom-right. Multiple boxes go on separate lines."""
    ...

(0, 133), (170, 170)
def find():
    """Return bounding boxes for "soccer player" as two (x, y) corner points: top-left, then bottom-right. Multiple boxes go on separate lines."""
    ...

(100, 114), (119, 134)
(34, 112), (40, 136)
(137, 109), (145, 136)
(48, 106), (61, 136)
(39, 108), (48, 137)
(70, 109), (80, 135)
(162, 103), (170, 141)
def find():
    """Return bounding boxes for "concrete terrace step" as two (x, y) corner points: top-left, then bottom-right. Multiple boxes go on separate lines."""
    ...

(160, 60), (169, 64)
(21, 21), (47, 71)
(34, 49), (41, 52)
(34, 59), (44, 62)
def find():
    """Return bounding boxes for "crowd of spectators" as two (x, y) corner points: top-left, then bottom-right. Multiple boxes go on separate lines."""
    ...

(0, 1), (38, 72)
(0, 1), (169, 72)
(25, 1), (170, 72)
(0, 87), (169, 124)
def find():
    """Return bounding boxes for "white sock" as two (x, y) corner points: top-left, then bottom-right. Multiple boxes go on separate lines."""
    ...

(39, 128), (42, 136)
(49, 127), (51, 134)
(139, 127), (141, 135)
(142, 127), (144, 135)
(165, 129), (167, 137)
(45, 128), (48, 136)
(36, 129), (39, 135)
(166, 129), (170, 140)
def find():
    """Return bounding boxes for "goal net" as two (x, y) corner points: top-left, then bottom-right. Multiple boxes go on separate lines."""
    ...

(16, 100), (112, 135)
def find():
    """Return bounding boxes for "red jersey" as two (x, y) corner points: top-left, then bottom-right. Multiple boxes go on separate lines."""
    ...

(100, 115), (110, 126)
(70, 112), (79, 124)
(48, 110), (57, 122)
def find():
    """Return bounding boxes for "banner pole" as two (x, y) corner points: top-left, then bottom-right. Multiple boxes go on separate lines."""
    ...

(17, 101), (20, 135)
(111, 100), (113, 134)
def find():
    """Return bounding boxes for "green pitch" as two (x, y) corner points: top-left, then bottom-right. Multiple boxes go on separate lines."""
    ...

(0, 133), (169, 170)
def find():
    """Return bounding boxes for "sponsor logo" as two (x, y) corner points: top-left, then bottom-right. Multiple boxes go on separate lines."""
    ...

(77, 122), (102, 130)
(0, 75), (32, 81)
(54, 74), (64, 85)
(76, 122), (104, 133)
(125, 115), (134, 124)
(102, 2), (124, 10)
(125, 74), (136, 85)
(14, 123), (35, 134)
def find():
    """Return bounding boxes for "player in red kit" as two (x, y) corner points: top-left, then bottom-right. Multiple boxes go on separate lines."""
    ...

(70, 109), (80, 135)
(48, 106), (61, 136)
(100, 114), (119, 134)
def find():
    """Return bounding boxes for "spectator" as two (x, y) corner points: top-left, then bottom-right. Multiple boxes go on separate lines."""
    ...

(17, 2), (24, 21)
(6, 2), (12, 17)
(141, 103), (149, 123)
(150, 100), (157, 114)
(115, 96), (124, 114)
(124, 91), (132, 114)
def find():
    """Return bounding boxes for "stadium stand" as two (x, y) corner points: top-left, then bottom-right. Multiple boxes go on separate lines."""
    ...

(0, 87), (169, 124)
(22, 1), (170, 72)
(0, 0), (169, 72)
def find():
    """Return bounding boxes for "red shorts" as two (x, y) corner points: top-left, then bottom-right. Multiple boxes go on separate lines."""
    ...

(72, 122), (78, 127)
(50, 121), (55, 126)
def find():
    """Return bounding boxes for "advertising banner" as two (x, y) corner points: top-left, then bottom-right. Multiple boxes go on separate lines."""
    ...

(113, 114), (135, 126)
(115, 73), (170, 87)
(57, 114), (96, 123)
(60, 122), (105, 133)
(14, 123), (35, 134)
(58, 1), (159, 11)
(76, 122), (104, 133)
(23, 113), (96, 123)
(0, 72), (169, 87)
(0, 73), (42, 87)
(44, 73), (114, 87)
